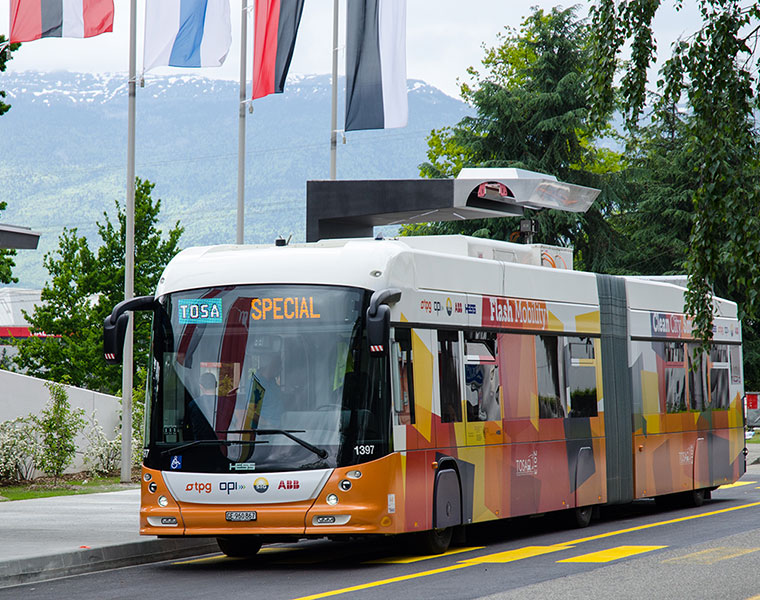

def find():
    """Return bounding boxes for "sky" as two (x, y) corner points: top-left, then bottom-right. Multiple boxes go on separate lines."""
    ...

(0, 0), (703, 99)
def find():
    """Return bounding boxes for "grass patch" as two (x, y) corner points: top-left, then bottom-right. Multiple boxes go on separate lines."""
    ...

(0, 472), (139, 501)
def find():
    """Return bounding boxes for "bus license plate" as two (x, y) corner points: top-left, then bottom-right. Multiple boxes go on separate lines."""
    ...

(226, 511), (257, 522)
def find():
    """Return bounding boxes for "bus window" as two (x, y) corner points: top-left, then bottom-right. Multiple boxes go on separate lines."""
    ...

(438, 330), (462, 423)
(564, 337), (597, 418)
(664, 342), (687, 413)
(464, 332), (500, 422)
(536, 335), (564, 418)
(730, 345), (742, 384)
(687, 344), (708, 411)
(710, 344), (730, 409)
(392, 328), (415, 425)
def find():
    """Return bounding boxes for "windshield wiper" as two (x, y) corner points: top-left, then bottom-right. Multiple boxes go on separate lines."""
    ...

(160, 439), (267, 455)
(220, 429), (328, 459)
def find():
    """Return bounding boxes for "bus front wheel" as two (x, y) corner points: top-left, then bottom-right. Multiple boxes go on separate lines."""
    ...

(216, 535), (262, 558)
(415, 527), (453, 555)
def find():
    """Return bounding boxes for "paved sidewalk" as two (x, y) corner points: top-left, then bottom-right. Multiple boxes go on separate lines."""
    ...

(0, 488), (217, 588)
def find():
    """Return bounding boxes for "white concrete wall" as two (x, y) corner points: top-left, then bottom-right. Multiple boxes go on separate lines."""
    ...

(0, 369), (121, 473)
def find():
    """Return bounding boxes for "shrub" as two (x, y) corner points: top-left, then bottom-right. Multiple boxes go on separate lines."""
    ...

(82, 414), (121, 476)
(0, 416), (39, 482)
(37, 381), (86, 483)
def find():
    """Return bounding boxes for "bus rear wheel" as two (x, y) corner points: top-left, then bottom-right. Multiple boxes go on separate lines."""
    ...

(415, 527), (453, 555)
(216, 535), (262, 558)
(570, 505), (593, 528)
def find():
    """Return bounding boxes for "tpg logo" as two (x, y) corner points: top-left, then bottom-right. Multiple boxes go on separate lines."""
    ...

(219, 481), (246, 494)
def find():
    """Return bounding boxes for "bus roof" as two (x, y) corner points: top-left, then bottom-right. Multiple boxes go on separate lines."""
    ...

(155, 235), (737, 319)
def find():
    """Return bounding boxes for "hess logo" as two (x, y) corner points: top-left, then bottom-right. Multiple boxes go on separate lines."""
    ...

(278, 480), (300, 490)
(185, 482), (212, 494)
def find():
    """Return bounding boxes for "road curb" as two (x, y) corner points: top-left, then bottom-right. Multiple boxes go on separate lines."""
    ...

(0, 538), (219, 589)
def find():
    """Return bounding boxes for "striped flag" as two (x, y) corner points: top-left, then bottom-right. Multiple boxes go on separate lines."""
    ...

(143, 0), (232, 72)
(252, 0), (305, 100)
(10, 0), (114, 43)
(345, 0), (407, 132)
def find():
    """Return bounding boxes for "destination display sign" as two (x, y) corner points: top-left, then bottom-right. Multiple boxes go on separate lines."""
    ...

(178, 298), (223, 324)
(250, 296), (321, 321)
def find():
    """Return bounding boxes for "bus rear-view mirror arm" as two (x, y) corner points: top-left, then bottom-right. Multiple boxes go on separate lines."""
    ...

(103, 295), (158, 365)
(367, 288), (401, 357)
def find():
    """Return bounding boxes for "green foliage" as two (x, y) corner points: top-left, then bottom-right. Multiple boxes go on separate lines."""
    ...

(12, 178), (183, 394)
(0, 36), (21, 117)
(411, 6), (628, 273)
(589, 0), (760, 348)
(36, 382), (86, 483)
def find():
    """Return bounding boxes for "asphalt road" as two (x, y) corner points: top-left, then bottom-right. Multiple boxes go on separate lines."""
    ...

(5, 472), (760, 600)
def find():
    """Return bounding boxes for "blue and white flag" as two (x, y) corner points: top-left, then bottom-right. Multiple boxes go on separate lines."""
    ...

(345, 0), (407, 132)
(143, 0), (232, 72)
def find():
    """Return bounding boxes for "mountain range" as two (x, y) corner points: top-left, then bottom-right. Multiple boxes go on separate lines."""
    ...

(0, 71), (472, 289)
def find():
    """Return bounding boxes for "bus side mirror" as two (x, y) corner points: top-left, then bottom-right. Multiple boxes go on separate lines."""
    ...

(366, 288), (401, 357)
(103, 295), (157, 365)
(367, 304), (391, 355)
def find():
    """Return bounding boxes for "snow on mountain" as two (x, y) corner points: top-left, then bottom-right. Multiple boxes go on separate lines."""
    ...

(0, 71), (472, 288)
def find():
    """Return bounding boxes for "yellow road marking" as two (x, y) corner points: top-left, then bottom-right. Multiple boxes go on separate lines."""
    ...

(460, 545), (574, 565)
(567, 501), (760, 545)
(291, 500), (760, 600)
(662, 547), (760, 565)
(173, 546), (292, 565)
(719, 481), (756, 489)
(558, 545), (666, 563)
(365, 546), (484, 564)
(292, 564), (471, 600)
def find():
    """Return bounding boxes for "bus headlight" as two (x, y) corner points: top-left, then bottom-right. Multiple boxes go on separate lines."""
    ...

(339, 479), (352, 491)
(157, 495), (169, 507)
(326, 494), (339, 506)
(148, 482), (157, 493)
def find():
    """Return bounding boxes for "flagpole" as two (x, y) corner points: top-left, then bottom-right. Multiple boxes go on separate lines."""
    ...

(121, 0), (137, 484)
(329, 0), (339, 180)
(237, 0), (248, 244)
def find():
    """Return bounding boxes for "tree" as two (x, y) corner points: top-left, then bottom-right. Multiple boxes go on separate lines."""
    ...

(0, 37), (24, 283)
(589, 0), (760, 345)
(410, 7), (629, 273)
(14, 178), (183, 394)
(0, 35), (21, 117)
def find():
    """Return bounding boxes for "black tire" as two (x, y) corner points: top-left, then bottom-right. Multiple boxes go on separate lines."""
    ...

(571, 505), (593, 528)
(684, 488), (706, 507)
(415, 527), (453, 555)
(216, 535), (262, 558)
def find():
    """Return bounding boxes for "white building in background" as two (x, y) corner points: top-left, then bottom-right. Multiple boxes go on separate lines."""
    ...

(0, 288), (46, 364)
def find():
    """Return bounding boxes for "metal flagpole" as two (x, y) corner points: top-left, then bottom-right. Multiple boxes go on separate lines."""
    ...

(121, 0), (137, 483)
(237, 0), (248, 244)
(329, 0), (339, 179)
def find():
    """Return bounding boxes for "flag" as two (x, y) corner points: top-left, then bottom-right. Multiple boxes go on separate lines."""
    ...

(143, 0), (232, 72)
(10, 0), (114, 43)
(252, 0), (305, 100)
(345, 0), (407, 132)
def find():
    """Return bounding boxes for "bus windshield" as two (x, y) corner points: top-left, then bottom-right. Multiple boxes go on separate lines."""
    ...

(144, 285), (390, 473)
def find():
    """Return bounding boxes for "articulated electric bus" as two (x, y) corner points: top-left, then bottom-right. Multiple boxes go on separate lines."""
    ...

(104, 234), (745, 557)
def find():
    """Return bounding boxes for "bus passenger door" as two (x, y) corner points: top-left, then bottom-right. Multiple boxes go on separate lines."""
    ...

(464, 332), (503, 446)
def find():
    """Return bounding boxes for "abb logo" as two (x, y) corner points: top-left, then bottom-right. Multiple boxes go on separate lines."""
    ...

(278, 480), (300, 490)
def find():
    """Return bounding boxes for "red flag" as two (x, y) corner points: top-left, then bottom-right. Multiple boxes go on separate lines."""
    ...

(11, 0), (114, 43)
(252, 0), (304, 100)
